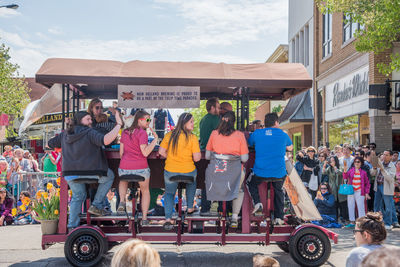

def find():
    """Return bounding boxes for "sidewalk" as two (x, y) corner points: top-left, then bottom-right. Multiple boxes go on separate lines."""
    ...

(1, 224), (399, 267)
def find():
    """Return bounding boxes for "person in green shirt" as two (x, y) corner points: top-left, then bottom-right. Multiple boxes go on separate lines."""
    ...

(199, 97), (220, 150)
(0, 160), (10, 190)
(41, 148), (57, 179)
(199, 97), (220, 216)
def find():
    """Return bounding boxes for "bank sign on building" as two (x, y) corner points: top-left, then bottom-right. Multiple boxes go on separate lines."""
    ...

(325, 66), (369, 122)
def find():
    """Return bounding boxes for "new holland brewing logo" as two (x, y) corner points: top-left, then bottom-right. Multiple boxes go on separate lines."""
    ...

(332, 71), (369, 107)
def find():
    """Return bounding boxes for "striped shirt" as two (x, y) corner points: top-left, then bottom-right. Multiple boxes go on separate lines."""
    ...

(352, 169), (361, 191)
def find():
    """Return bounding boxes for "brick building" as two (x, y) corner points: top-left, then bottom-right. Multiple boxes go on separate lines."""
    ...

(313, 4), (399, 151)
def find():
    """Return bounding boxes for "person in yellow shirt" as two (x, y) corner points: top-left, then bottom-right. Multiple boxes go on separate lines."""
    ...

(159, 112), (201, 230)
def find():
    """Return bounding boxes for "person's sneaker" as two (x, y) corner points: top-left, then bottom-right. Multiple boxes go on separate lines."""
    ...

(88, 205), (107, 216)
(117, 202), (126, 215)
(385, 224), (393, 230)
(141, 219), (149, 226)
(274, 218), (285, 225)
(344, 223), (355, 228)
(230, 219), (238, 228)
(393, 222), (400, 228)
(252, 203), (263, 215)
(103, 208), (112, 216)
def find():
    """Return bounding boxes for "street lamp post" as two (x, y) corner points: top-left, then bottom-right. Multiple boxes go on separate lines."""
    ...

(0, 4), (19, 9)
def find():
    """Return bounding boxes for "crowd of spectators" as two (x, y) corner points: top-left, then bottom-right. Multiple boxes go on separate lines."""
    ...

(292, 143), (400, 230)
(0, 145), (61, 226)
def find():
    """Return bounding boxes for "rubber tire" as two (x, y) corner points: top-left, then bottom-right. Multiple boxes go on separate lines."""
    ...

(276, 242), (290, 253)
(289, 227), (331, 267)
(64, 228), (108, 267)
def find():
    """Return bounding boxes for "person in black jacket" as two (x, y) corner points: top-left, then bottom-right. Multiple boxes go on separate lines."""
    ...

(296, 146), (320, 199)
(48, 111), (123, 230)
(314, 182), (337, 220)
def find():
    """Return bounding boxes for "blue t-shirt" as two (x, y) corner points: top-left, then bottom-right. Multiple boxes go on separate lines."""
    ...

(248, 128), (292, 178)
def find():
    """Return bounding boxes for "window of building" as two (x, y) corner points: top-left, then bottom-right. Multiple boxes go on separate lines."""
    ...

(290, 24), (310, 66)
(291, 38), (296, 63)
(295, 34), (300, 63)
(322, 13), (332, 58)
(343, 15), (362, 43)
(305, 25), (309, 66)
(300, 30), (304, 64)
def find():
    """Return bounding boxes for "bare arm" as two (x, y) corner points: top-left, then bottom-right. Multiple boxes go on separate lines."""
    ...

(48, 154), (57, 165)
(104, 111), (122, 145)
(193, 152), (201, 162)
(139, 128), (158, 157)
(286, 145), (293, 151)
(158, 146), (167, 158)
(119, 143), (124, 159)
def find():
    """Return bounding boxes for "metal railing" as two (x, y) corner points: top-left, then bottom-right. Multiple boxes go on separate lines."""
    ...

(8, 171), (61, 199)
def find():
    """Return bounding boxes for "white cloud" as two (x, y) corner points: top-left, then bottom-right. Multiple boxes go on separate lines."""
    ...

(48, 27), (62, 35)
(0, 7), (20, 18)
(0, 0), (288, 76)
(155, 0), (288, 45)
(0, 29), (40, 48)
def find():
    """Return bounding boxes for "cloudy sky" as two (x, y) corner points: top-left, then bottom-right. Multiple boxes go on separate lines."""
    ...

(0, 0), (288, 77)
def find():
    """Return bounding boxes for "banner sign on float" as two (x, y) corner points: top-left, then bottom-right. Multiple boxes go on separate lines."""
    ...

(118, 85), (200, 108)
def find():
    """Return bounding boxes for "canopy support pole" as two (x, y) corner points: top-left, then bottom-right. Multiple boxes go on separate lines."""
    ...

(66, 84), (70, 122)
(242, 87), (249, 131)
(62, 84), (65, 130)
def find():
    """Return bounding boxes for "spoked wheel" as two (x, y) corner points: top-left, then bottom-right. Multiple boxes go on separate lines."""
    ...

(289, 227), (331, 267)
(64, 228), (108, 267)
(276, 241), (289, 253)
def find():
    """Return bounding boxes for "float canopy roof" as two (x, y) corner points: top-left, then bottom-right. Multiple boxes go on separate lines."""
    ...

(35, 58), (312, 100)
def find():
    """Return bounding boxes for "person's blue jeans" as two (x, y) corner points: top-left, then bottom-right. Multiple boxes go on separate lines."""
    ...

(66, 169), (114, 228)
(374, 184), (393, 226)
(164, 169), (197, 220)
(392, 198), (399, 224)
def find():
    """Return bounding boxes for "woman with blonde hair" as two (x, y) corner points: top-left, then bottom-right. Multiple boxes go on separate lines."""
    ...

(111, 239), (160, 267)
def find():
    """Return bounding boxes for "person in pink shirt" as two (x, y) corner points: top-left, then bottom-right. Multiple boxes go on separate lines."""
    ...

(117, 110), (158, 225)
(343, 156), (371, 228)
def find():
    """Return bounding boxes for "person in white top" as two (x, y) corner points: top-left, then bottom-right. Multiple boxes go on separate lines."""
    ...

(340, 144), (354, 171)
(346, 212), (386, 267)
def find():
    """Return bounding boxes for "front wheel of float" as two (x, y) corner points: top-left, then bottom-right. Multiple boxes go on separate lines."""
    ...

(289, 227), (331, 267)
(64, 228), (108, 267)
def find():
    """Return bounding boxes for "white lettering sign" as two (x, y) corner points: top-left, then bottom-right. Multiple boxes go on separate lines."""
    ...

(118, 85), (200, 108)
(325, 66), (369, 122)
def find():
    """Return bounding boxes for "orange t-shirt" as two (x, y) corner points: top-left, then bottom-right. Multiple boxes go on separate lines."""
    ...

(206, 130), (249, 156)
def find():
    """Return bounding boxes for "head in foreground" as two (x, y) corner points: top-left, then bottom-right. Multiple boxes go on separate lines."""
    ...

(111, 239), (161, 267)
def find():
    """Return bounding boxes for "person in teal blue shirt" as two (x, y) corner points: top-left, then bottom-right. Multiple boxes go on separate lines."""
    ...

(246, 113), (293, 224)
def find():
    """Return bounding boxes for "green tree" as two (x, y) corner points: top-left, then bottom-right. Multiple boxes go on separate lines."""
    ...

(187, 100), (260, 136)
(272, 104), (282, 113)
(316, 0), (400, 76)
(0, 42), (31, 137)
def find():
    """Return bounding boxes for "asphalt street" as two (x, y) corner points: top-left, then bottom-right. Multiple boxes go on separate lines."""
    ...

(0, 225), (399, 267)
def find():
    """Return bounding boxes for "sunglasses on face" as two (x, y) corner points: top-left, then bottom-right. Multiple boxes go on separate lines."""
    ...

(139, 118), (151, 122)
(353, 229), (364, 234)
(95, 106), (102, 110)
(354, 161), (361, 163)
(320, 187), (327, 190)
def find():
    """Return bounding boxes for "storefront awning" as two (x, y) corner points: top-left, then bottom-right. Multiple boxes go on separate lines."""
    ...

(35, 58), (312, 100)
(279, 90), (313, 126)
